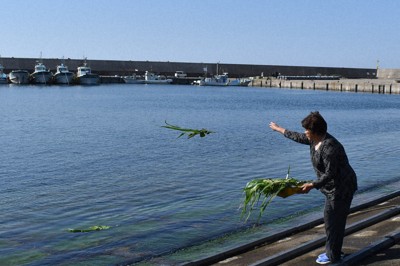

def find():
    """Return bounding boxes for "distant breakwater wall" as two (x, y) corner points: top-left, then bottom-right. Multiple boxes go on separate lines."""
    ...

(251, 77), (400, 94)
(1, 57), (376, 79)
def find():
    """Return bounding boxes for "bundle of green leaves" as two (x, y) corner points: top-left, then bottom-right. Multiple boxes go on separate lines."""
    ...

(242, 177), (309, 222)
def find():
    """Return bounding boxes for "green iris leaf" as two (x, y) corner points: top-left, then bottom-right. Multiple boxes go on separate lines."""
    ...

(68, 225), (111, 233)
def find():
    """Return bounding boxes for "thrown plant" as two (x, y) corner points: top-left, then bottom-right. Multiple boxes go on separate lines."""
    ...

(161, 121), (215, 139)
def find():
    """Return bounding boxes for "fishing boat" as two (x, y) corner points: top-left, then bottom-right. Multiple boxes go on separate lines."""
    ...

(30, 61), (53, 84)
(0, 63), (7, 84)
(195, 73), (229, 86)
(9, 70), (30, 84)
(76, 61), (99, 85)
(194, 73), (251, 87)
(143, 71), (172, 84)
(123, 73), (145, 84)
(54, 63), (74, 85)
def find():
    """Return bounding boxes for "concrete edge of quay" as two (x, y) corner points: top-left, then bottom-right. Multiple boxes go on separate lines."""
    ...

(249, 77), (400, 94)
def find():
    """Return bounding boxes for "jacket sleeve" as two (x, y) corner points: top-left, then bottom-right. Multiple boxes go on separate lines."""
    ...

(283, 130), (311, 145)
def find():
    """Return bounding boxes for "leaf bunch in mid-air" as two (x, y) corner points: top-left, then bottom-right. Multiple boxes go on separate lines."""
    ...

(161, 121), (215, 139)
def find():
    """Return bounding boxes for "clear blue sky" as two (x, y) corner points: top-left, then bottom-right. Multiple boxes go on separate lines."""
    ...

(1, 0), (399, 69)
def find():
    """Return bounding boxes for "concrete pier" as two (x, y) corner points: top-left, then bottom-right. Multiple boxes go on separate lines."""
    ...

(249, 77), (400, 94)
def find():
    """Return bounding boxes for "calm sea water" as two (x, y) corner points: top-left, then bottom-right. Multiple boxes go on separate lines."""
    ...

(0, 84), (399, 265)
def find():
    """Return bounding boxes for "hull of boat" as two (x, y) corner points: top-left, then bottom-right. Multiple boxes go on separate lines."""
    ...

(239, 80), (251, 86)
(199, 80), (228, 86)
(54, 72), (74, 84)
(123, 77), (145, 84)
(197, 77), (250, 87)
(9, 70), (30, 84)
(144, 79), (172, 84)
(228, 79), (251, 86)
(31, 71), (53, 84)
(78, 74), (100, 85)
(197, 75), (229, 86)
(0, 76), (7, 84)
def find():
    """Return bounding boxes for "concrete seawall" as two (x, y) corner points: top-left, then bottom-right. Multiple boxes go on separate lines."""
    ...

(1, 57), (377, 79)
(250, 77), (400, 94)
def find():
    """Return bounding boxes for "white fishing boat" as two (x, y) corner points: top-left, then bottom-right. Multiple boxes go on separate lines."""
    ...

(9, 70), (30, 84)
(195, 73), (229, 86)
(143, 71), (172, 84)
(123, 73), (145, 84)
(194, 73), (251, 87)
(0, 63), (7, 84)
(54, 63), (74, 85)
(30, 61), (53, 84)
(76, 61), (99, 85)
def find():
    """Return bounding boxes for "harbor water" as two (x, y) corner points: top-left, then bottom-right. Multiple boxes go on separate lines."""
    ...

(0, 84), (399, 265)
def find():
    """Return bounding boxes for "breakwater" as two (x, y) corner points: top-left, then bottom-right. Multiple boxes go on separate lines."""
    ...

(1, 57), (376, 78)
(250, 77), (400, 94)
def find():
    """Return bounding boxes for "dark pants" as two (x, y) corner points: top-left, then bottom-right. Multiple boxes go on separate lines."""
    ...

(324, 196), (353, 262)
